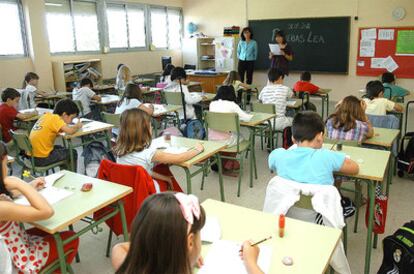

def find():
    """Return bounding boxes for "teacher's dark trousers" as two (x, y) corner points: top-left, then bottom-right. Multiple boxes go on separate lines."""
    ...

(238, 60), (255, 84)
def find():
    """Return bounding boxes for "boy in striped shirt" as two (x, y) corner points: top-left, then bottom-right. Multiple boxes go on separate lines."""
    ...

(259, 68), (293, 130)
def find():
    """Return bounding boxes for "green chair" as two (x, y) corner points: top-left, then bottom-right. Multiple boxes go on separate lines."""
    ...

(10, 130), (67, 176)
(203, 111), (253, 197)
(163, 91), (182, 105)
(252, 102), (278, 150)
(324, 138), (363, 234)
(73, 100), (84, 117)
(101, 112), (120, 127)
(39, 249), (75, 274)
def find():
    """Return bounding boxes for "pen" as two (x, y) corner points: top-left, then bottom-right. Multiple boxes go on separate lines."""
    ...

(329, 140), (338, 151)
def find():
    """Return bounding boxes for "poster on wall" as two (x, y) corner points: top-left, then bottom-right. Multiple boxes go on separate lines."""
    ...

(359, 40), (375, 57)
(396, 30), (414, 55)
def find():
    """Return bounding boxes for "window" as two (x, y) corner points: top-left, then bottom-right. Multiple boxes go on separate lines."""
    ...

(106, 4), (146, 49)
(45, 0), (100, 53)
(150, 7), (167, 49)
(167, 8), (182, 49)
(0, 0), (26, 56)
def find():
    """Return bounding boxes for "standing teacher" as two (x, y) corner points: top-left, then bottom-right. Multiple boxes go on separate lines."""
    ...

(269, 30), (293, 76)
(237, 27), (257, 85)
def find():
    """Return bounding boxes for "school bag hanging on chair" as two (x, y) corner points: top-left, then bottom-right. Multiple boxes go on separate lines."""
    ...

(378, 220), (414, 274)
(177, 78), (205, 139)
(397, 132), (414, 178)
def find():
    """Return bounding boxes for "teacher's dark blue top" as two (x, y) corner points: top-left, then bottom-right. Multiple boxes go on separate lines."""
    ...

(237, 40), (258, 61)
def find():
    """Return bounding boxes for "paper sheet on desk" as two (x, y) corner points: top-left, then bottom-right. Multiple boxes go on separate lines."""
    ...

(72, 118), (92, 124)
(44, 172), (65, 188)
(201, 217), (221, 243)
(287, 100), (297, 107)
(15, 186), (73, 206)
(198, 240), (272, 274)
(153, 105), (166, 115)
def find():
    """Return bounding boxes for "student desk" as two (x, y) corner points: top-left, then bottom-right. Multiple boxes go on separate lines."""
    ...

(311, 88), (331, 119)
(240, 112), (276, 189)
(142, 87), (163, 103)
(151, 104), (182, 136)
(286, 99), (303, 110)
(92, 84), (116, 94)
(201, 199), (342, 274)
(29, 170), (132, 274)
(151, 136), (227, 201)
(133, 77), (155, 86)
(323, 144), (390, 274)
(62, 121), (114, 171)
(35, 92), (72, 108)
(7, 156), (14, 164)
(20, 108), (53, 122)
(94, 94), (120, 105)
(191, 92), (215, 102)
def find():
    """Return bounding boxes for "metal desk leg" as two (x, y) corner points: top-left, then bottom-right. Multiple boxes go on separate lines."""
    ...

(105, 130), (112, 149)
(66, 139), (76, 172)
(215, 154), (225, 202)
(364, 180), (376, 274)
(118, 200), (129, 241)
(326, 94), (329, 118)
(54, 233), (68, 274)
(68, 225), (80, 263)
(321, 96), (325, 119)
(184, 167), (192, 194)
(386, 154), (393, 196)
(249, 128), (254, 188)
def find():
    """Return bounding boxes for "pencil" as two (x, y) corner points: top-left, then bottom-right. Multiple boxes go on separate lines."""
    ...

(251, 236), (272, 247)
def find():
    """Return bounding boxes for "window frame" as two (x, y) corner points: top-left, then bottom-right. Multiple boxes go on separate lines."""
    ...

(47, 0), (101, 55)
(105, 2), (148, 52)
(0, 0), (28, 58)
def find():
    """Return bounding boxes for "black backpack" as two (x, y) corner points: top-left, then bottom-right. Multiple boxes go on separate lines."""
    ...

(378, 221), (414, 274)
(82, 141), (116, 177)
(282, 126), (293, 149)
(397, 132), (414, 177)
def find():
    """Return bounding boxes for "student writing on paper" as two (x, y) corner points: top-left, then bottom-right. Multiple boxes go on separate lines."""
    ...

(293, 71), (320, 95)
(381, 72), (410, 99)
(159, 63), (175, 89)
(72, 78), (101, 119)
(0, 142), (79, 273)
(269, 30), (293, 76)
(111, 192), (263, 274)
(115, 109), (203, 191)
(223, 70), (252, 104)
(363, 80), (403, 115)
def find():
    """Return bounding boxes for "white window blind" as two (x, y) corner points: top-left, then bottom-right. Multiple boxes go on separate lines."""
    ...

(0, 0), (25, 55)
(150, 7), (167, 48)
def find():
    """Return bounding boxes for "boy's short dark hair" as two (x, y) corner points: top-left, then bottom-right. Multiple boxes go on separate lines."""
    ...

(1, 88), (21, 102)
(366, 80), (384, 99)
(292, 111), (325, 142)
(381, 72), (395, 84)
(300, 71), (311, 81)
(268, 68), (284, 82)
(53, 99), (79, 116)
(80, 78), (93, 88)
(170, 67), (187, 81)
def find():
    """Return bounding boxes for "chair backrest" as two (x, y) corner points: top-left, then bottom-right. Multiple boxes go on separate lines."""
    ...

(295, 194), (313, 209)
(383, 86), (392, 99)
(101, 112), (120, 127)
(252, 102), (276, 114)
(204, 111), (239, 133)
(367, 114), (399, 129)
(324, 138), (360, 147)
(73, 100), (84, 117)
(163, 91), (183, 105)
(9, 130), (32, 154)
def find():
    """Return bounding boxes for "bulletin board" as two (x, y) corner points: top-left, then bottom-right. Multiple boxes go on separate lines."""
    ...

(356, 27), (414, 78)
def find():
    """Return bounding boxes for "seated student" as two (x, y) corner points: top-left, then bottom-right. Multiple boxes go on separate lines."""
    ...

(160, 63), (175, 88)
(381, 72), (410, 99)
(363, 80), (403, 115)
(115, 64), (132, 93)
(168, 67), (203, 120)
(0, 88), (37, 145)
(269, 111), (359, 185)
(111, 192), (263, 274)
(115, 108), (203, 191)
(258, 68), (293, 131)
(29, 99), (82, 170)
(223, 70), (252, 103)
(326, 95), (374, 142)
(293, 71), (320, 95)
(72, 78), (101, 119)
(19, 72), (40, 110)
(0, 142), (79, 273)
(113, 83), (154, 136)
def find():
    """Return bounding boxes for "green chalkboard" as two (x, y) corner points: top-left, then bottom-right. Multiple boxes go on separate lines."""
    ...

(248, 17), (350, 73)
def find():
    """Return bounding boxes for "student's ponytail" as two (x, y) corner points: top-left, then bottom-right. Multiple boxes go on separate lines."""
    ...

(22, 72), (39, 89)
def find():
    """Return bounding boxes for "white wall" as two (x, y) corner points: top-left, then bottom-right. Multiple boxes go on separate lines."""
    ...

(183, 0), (414, 101)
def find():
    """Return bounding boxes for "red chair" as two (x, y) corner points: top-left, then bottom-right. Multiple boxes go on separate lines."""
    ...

(93, 159), (158, 257)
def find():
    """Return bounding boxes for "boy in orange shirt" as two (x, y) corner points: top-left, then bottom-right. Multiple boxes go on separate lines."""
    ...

(29, 99), (82, 170)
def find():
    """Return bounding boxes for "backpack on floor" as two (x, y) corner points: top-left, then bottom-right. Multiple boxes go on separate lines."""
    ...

(282, 126), (293, 149)
(397, 132), (414, 177)
(82, 141), (115, 177)
(378, 220), (414, 274)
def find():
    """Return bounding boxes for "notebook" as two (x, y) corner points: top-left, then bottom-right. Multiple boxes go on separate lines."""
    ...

(15, 186), (73, 206)
(198, 240), (272, 274)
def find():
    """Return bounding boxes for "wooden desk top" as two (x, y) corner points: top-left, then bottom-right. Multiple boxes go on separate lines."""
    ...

(201, 199), (341, 274)
(286, 99), (302, 109)
(134, 78), (154, 84)
(95, 95), (120, 105)
(30, 170), (132, 234)
(362, 127), (400, 148)
(35, 92), (71, 100)
(240, 112), (276, 127)
(20, 108), (53, 122)
(62, 120), (114, 139)
(190, 92), (215, 102)
(152, 104), (182, 117)
(322, 144), (390, 181)
(151, 136), (227, 168)
(93, 84), (115, 91)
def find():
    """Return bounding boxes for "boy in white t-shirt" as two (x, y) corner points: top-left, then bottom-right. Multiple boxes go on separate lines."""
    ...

(72, 78), (101, 118)
(363, 80), (403, 116)
(259, 68), (294, 131)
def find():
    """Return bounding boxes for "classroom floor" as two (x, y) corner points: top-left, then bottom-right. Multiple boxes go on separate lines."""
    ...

(13, 99), (414, 274)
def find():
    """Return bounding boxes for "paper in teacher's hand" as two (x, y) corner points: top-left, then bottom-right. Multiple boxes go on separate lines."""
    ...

(269, 43), (282, 55)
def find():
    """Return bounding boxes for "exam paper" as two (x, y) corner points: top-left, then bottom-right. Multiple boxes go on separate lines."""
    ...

(269, 44), (282, 55)
(201, 217), (221, 243)
(361, 28), (377, 40)
(15, 186), (73, 206)
(383, 56), (399, 72)
(287, 100), (297, 107)
(198, 240), (272, 274)
(153, 105), (167, 115)
(359, 40), (375, 57)
(44, 172), (65, 188)
(378, 29), (394, 40)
